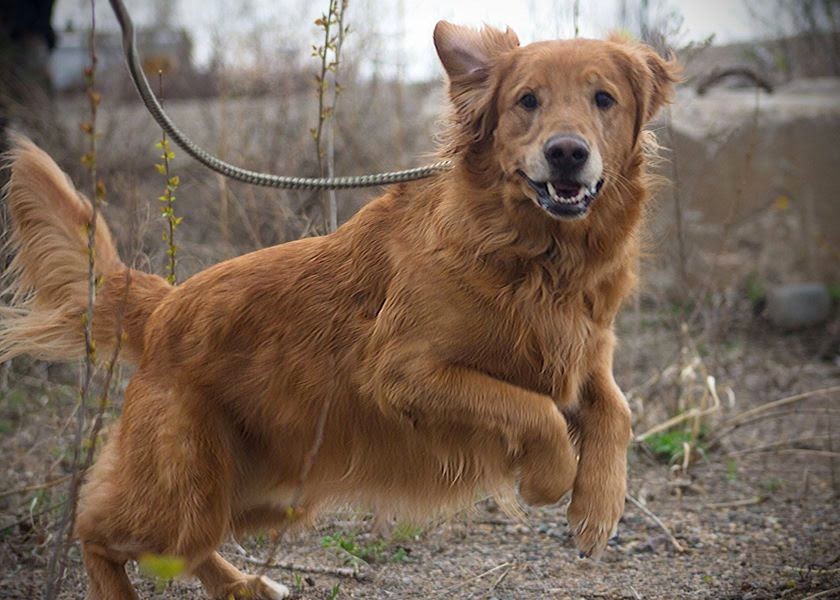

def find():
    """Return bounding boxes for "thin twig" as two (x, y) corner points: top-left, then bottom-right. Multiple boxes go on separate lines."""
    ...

(0, 476), (72, 500)
(634, 403), (718, 442)
(625, 493), (685, 553)
(724, 435), (833, 458)
(665, 105), (689, 291)
(706, 408), (840, 449)
(747, 448), (840, 459)
(435, 562), (512, 596)
(486, 562), (513, 594)
(802, 587), (840, 600)
(1, 502), (66, 535)
(716, 386), (840, 431)
(257, 359), (336, 573)
(157, 72), (180, 285)
(783, 566), (840, 575)
(44, 3), (100, 597)
(704, 496), (765, 509)
(234, 545), (365, 580)
(325, 0), (348, 233)
(82, 267), (130, 470)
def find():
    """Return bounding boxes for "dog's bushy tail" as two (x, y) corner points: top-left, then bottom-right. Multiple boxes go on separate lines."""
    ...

(0, 136), (170, 365)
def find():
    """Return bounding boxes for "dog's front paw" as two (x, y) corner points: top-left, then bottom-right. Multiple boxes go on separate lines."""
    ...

(518, 438), (577, 506)
(566, 477), (625, 559)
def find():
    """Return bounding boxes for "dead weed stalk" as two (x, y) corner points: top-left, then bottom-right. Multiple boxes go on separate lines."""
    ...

(43, 4), (130, 596)
(312, 0), (349, 232)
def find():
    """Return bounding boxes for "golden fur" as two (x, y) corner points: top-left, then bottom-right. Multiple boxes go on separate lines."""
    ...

(0, 23), (678, 600)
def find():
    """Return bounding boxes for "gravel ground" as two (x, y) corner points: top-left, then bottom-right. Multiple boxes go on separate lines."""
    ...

(1, 308), (838, 600)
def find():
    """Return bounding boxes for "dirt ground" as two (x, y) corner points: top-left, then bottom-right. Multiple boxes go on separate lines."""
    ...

(1, 302), (838, 600)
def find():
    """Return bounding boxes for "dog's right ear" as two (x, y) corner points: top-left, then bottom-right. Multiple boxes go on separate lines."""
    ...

(434, 21), (519, 80)
(434, 21), (519, 154)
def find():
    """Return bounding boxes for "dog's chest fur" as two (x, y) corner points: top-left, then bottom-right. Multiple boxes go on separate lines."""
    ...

(436, 258), (601, 408)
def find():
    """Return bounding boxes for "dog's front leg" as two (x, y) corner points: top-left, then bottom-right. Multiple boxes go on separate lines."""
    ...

(372, 355), (577, 504)
(566, 369), (632, 558)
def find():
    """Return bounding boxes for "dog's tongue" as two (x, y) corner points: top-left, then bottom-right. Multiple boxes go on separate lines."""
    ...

(551, 181), (582, 198)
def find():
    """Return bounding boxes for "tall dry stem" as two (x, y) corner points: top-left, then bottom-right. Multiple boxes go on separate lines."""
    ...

(156, 71), (181, 285)
(312, 0), (349, 232)
(44, 1), (101, 596)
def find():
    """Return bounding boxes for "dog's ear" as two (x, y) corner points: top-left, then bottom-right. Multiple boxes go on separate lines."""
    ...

(434, 21), (519, 80)
(434, 21), (519, 153)
(609, 33), (681, 141)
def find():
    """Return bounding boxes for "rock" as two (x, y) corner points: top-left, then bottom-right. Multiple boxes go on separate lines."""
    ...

(765, 283), (832, 329)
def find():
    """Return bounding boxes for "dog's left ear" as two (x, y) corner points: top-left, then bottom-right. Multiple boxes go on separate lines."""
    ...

(610, 34), (681, 141)
(434, 21), (520, 152)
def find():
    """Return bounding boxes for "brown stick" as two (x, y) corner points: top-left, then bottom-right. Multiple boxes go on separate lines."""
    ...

(724, 435), (834, 458)
(239, 553), (365, 580)
(0, 476), (72, 500)
(802, 587), (840, 600)
(707, 408), (840, 449)
(704, 496), (765, 509)
(718, 386), (840, 431)
(625, 493), (685, 553)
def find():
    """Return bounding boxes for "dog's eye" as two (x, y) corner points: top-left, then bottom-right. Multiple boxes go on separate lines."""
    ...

(518, 92), (539, 110)
(594, 91), (615, 110)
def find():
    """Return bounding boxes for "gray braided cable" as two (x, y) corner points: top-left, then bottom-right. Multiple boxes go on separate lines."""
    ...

(108, 0), (452, 190)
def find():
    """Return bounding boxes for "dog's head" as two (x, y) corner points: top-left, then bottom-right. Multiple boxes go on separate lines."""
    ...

(434, 22), (679, 222)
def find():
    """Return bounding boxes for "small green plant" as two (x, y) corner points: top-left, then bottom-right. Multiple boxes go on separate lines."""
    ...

(292, 571), (304, 593)
(327, 583), (341, 599)
(645, 425), (709, 465)
(745, 273), (765, 303)
(321, 532), (407, 565)
(828, 283), (840, 301)
(155, 72), (182, 285)
(762, 478), (782, 493)
(725, 459), (738, 481)
(391, 545), (409, 562)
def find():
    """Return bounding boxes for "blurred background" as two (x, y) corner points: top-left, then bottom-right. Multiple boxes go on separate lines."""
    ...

(2, 0), (838, 297)
(1, 1), (839, 598)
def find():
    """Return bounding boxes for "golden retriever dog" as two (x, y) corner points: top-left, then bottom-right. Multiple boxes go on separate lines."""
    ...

(0, 21), (677, 599)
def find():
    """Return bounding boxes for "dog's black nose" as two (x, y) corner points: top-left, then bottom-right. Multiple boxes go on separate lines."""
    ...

(544, 135), (589, 173)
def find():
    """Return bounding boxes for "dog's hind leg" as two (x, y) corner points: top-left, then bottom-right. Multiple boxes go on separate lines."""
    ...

(75, 379), (245, 599)
(193, 552), (289, 600)
(81, 542), (138, 600)
(195, 503), (316, 599)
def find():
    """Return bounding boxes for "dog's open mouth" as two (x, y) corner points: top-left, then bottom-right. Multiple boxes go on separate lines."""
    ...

(519, 172), (604, 219)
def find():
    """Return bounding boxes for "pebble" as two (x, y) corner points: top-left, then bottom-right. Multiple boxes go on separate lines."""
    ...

(766, 282), (832, 329)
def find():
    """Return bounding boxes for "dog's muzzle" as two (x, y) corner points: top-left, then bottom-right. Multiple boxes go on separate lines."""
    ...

(518, 172), (605, 220)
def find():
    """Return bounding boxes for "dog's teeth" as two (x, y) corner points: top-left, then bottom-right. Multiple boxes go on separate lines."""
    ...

(546, 182), (591, 205)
